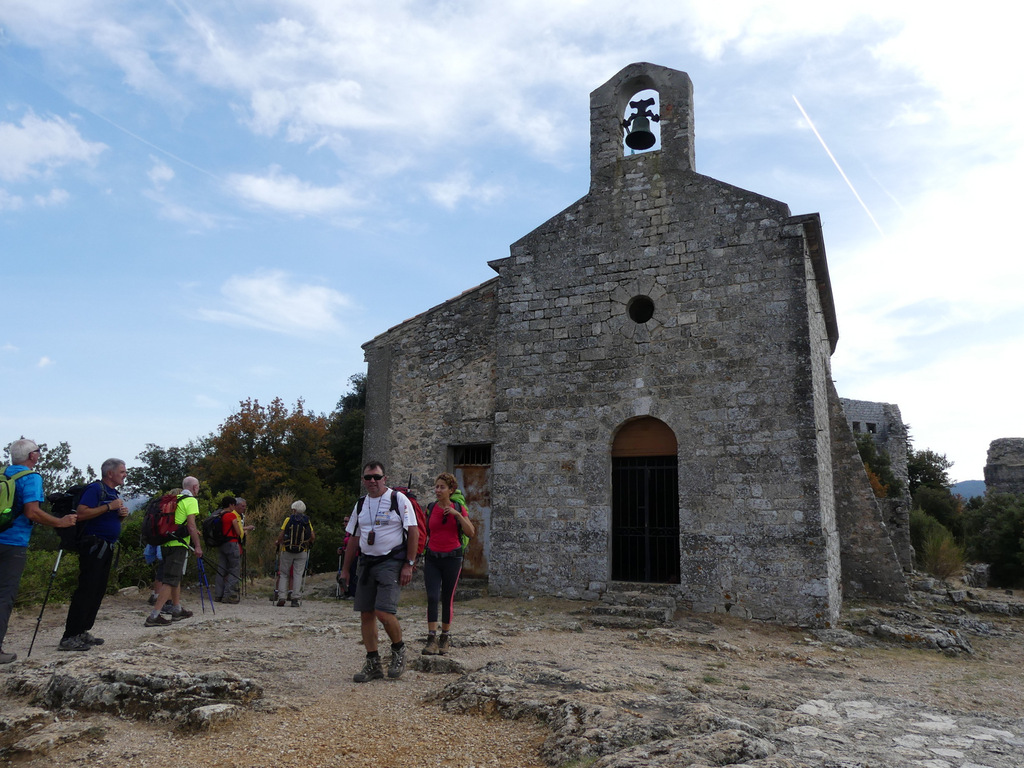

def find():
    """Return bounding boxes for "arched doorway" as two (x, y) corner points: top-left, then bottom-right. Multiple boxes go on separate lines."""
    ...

(611, 417), (680, 583)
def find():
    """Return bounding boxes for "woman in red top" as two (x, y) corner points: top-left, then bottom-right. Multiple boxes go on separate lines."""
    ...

(421, 472), (475, 655)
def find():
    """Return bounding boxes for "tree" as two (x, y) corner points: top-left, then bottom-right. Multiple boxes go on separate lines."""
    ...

(202, 397), (338, 515)
(126, 439), (211, 497)
(908, 448), (953, 496)
(326, 374), (366, 497)
(908, 447), (961, 541)
(856, 433), (903, 498)
(964, 493), (1024, 587)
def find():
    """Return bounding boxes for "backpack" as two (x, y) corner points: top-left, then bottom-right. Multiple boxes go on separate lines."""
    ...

(45, 482), (94, 551)
(0, 469), (36, 533)
(141, 493), (189, 546)
(282, 513), (313, 553)
(356, 488), (428, 557)
(449, 489), (472, 553)
(426, 500), (471, 554)
(202, 509), (231, 548)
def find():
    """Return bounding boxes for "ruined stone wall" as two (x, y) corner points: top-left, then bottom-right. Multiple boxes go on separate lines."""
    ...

(839, 398), (912, 570)
(984, 438), (1024, 495)
(830, 384), (912, 601)
(362, 280), (498, 488)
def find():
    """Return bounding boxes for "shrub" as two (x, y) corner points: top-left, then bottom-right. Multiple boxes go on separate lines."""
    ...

(963, 493), (1024, 587)
(910, 507), (964, 578)
(13, 549), (80, 608)
(919, 527), (964, 580)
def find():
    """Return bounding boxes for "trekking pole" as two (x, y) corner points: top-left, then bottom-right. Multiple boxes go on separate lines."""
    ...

(27, 550), (63, 658)
(196, 557), (215, 614)
(241, 545), (248, 598)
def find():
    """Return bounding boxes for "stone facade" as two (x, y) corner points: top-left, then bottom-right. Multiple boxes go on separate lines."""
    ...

(362, 63), (908, 626)
(984, 438), (1024, 495)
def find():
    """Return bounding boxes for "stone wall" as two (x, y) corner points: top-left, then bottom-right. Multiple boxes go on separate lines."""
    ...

(984, 438), (1024, 495)
(838, 398), (912, 570)
(363, 280), (498, 486)
(830, 384), (912, 600)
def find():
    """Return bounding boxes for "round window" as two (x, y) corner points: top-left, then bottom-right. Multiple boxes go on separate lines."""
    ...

(627, 295), (655, 324)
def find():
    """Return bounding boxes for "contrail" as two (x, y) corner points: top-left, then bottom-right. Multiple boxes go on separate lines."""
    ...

(792, 95), (884, 237)
(0, 49), (219, 182)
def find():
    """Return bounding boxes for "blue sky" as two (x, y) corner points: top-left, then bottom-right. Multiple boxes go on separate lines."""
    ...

(1, 1), (1020, 483)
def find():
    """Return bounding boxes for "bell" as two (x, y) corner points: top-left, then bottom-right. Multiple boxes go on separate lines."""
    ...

(625, 115), (656, 150)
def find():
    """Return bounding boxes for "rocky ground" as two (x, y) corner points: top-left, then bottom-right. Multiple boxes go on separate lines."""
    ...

(1, 574), (1023, 768)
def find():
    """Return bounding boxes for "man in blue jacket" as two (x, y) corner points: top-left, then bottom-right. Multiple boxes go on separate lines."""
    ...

(58, 457), (130, 651)
(1, 439), (78, 664)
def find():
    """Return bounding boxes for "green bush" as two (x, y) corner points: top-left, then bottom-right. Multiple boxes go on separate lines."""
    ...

(910, 507), (964, 578)
(13, 549), (80, 608)
(964, 493), (1024, 587)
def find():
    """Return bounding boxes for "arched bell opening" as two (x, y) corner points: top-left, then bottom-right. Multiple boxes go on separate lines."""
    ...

(611, 417), (680, 583)
(621, 88), (661, 154)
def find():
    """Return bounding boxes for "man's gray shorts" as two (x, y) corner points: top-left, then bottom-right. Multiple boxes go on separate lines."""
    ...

(160, 546), (188, 587)
(354, 557), (402, 614)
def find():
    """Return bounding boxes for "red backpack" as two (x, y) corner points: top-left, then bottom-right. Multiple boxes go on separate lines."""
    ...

(142, 493), (189, 546)
(356, 486), (428, 556)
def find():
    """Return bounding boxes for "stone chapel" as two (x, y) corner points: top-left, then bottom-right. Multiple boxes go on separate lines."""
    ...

(361, 62), (908, 626)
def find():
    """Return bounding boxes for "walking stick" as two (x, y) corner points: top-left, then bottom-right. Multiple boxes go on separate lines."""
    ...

(196, 557), (215, 614)
(27, 550), (63, 658)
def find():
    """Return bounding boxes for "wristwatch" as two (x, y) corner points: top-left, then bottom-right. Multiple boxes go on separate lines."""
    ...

(406, 559), (415, 566)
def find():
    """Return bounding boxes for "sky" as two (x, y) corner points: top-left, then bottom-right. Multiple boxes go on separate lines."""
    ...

(1, 1), (1021, 484)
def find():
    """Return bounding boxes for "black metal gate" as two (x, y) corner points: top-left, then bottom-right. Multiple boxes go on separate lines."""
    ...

(611, 456), (680, 583)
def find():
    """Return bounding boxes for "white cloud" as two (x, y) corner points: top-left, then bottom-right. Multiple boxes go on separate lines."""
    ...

(148, 159), (175, 187)
(194, 394), (222, 409)
(142, 189), (221, 231)
(2, 343), (18, 352)
(225, 166), (361, 216)
(198, 270), (352, 336)
(0, 190), (24, 210)
(38, 356), (54, 367)
(0, 110), (107, 182)
(424, 170), (503, 210)
(33, 188), (70, 207)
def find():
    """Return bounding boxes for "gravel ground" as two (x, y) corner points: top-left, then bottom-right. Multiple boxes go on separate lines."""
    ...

(3, 573), (1024, 768)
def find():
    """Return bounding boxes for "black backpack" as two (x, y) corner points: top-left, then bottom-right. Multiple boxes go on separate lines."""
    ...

(202, 510), (231, 548)
(45, 482), (96, 552)
(282, 513), (313, 553)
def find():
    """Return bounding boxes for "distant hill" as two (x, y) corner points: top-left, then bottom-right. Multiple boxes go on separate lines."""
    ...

(952, 480), (985, 499)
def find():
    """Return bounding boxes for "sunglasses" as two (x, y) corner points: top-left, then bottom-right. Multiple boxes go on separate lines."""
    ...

(363, 474), (384, 481)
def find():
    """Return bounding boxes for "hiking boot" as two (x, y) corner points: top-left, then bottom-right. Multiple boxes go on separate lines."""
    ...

(81, 631), (104, 646)
(171, 608), (193, 622)
(290, 599), (300, 607)
(224, 594), (240, 604)
(422, 635), (440, 655)
(438, 633), (452, 655)
(0, 649), (17, 664)
(160, 601), (174, 615)
(144, 614), (172, 627)
(147, 593), (158, 606)
(58, 634), (91, 652)
(353, 655), (384, 683)
(388, 643), (407, 679)
(276, 599), (286, 607)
